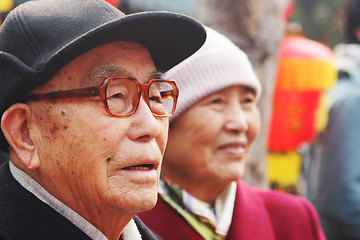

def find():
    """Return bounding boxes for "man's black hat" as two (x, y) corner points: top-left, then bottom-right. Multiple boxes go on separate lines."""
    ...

(0, 0), (206, 152)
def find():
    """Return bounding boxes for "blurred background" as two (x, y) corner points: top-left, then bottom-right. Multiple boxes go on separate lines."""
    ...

(0, 0), (348, 47)
(291, 0), (346, 48)
(117, 0), (348, 48)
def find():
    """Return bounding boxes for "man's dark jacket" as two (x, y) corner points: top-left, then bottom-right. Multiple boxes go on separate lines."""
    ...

(0, 162), (158, 240)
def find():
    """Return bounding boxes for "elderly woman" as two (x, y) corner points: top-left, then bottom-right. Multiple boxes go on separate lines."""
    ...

(138, 27), (325, 240)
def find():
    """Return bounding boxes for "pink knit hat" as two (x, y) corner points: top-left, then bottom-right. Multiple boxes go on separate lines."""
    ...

(165, 26), (262, 122)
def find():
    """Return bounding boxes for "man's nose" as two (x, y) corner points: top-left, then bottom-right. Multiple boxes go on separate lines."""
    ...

(127, 97), (162, 142)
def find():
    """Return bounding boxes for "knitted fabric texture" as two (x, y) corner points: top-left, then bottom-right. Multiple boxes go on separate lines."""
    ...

(165, 27), (262, 122)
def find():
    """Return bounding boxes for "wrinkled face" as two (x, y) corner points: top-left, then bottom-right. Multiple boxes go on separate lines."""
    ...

(28, 41), (168, 215)
(163, 86), (260, 191)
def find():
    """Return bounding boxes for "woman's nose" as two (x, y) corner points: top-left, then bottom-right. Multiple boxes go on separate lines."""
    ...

(224, 104), (249, 134)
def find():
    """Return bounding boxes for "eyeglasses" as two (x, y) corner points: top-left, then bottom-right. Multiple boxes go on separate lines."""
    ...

(26, 77), (179, 118)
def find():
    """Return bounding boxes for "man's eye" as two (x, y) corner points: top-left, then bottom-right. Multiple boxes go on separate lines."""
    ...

(109, 93), (125, 99)
(150, 96), (163, 103)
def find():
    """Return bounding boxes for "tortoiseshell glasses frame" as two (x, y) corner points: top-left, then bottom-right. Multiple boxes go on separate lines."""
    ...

(25, 77), (179, 118)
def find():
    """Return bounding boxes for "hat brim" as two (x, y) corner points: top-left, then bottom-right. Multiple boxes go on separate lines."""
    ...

(39, 11), (206, 87)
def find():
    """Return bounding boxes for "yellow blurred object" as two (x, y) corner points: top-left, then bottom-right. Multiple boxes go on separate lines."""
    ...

(276, 59), (337, 91)
(267, 151), (302, 187)
(0, 0), (13, 12)
(315, 93), (330, 132)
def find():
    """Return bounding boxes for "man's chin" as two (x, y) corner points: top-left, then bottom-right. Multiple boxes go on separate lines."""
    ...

(110, 189), (158, 214)
(134, 192), (158, 213)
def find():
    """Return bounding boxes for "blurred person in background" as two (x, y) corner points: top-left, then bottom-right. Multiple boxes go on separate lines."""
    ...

(306, 0), (360, 239)
(138, 26), (326, 240)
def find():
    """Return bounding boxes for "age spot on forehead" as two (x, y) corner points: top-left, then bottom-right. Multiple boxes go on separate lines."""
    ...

(50, 124), (59, 135)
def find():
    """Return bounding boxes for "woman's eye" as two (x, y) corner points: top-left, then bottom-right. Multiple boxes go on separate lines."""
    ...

(211, 98), (222, 104)
(242, 97), (255, 107)
(243, 98), (253, 103)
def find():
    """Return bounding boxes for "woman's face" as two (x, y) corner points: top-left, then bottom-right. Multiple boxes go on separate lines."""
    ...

(162, 85), (261, 200)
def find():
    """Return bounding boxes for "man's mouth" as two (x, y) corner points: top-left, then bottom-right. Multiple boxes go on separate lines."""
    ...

(122, 164), (154, 171)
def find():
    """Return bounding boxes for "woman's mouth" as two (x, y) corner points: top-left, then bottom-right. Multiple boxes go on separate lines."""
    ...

(218, 142), (246, 155)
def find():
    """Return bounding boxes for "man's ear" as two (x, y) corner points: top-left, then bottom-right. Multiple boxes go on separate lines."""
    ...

(1, 103), (40, 169)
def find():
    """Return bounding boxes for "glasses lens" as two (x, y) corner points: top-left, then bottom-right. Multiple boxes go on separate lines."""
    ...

(149, 81), (175, 116)
(106, 79), (138, 116)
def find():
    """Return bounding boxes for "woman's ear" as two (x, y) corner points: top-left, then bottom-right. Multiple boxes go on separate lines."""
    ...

(1, 103), (40, 169)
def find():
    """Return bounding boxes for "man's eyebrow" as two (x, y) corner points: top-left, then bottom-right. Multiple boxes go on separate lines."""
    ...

(81, 61), (164, 86)
(150, 71), (165, 79)
(81, 61), (130, 86)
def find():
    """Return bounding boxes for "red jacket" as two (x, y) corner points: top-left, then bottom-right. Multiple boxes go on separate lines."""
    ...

(138, 181), (326, 240)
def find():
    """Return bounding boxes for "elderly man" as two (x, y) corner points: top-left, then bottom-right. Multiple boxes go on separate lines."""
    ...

(0, 0), (205, 239)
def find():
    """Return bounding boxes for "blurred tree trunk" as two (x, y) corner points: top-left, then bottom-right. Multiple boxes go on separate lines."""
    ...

(194, 0), (290, 188)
